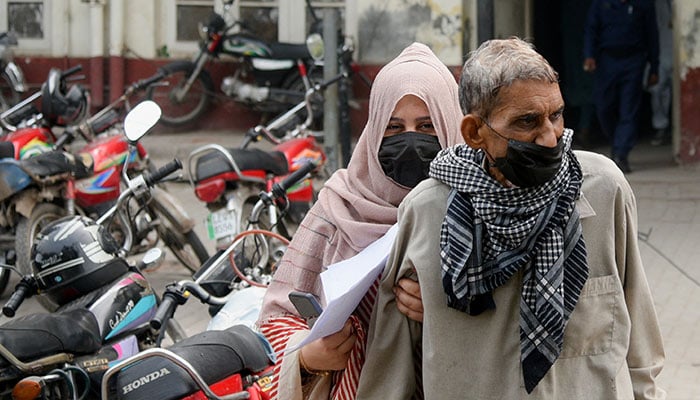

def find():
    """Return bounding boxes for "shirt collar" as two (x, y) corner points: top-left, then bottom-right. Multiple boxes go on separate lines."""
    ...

(576, 190), (596, 219)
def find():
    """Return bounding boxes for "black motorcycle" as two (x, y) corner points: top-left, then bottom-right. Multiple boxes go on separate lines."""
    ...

(146, 0), (358, 129)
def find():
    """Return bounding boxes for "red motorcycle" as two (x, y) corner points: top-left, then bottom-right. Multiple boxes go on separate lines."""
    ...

(0, 68), (209, 304)
(0, 65), (87, 157)
(0, 65), (89, 296)
(98, 163), (319, 400)
(64, 72), (210, 283)
(185, 75), (345, 253)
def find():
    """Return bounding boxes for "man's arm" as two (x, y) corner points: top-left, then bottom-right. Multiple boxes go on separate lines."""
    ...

(643, 1), (661, 78)
(618, 181), (666, 399)
(583, 0), (601, 60)
(357, 197), (423, 399)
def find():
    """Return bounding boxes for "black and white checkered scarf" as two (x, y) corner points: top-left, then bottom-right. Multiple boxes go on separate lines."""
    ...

(429, 129), (588, 393)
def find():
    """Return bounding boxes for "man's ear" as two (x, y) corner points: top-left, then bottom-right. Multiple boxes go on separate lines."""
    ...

(460, 114), (485, 149)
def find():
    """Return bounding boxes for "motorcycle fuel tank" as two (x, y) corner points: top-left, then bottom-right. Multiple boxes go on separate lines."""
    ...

(0, 126), (54, 159)
(74, 133), (147, 208)
(87, 271), (158, 341)
(273, 137), (324, 202)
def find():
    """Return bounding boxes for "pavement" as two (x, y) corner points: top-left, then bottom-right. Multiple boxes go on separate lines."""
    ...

(3, 129), (700, 399)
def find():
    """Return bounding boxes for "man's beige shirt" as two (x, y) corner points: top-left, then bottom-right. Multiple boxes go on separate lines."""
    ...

(357, 151), (666, 399)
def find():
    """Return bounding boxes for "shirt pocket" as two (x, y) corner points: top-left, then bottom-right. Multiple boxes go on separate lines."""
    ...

(559, 274), (620, 358)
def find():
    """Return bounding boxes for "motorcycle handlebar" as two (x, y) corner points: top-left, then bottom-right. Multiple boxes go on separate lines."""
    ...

(150, 292), (179, 331)
(53, 127), (75, 149)
(2, 279), (32, 317)
(144, 158), (182, 187)
(60, 65), (83, 79)
(87, 108), (120, 134)
(316, 72), (346, 92)
(132, 71), (165, 91)
(271, 160), (317, 199)
(151, 280), (230, 330)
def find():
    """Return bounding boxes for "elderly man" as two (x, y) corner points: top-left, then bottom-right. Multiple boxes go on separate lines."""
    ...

(357, 37), (665, 399)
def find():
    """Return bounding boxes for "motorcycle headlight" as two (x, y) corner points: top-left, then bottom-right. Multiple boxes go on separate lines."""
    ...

(198, 22), (209, 41)
(306, 33), (324, 61)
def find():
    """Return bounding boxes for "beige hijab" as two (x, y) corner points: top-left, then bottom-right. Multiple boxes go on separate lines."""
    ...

(259, 42), (463, 321)
(319, 42), (464, 256)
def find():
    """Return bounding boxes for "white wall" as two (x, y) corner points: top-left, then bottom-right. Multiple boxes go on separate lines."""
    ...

(676, 0), (700, 78)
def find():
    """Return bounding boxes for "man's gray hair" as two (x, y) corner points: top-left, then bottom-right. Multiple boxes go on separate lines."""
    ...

(458, 37), (559, 117)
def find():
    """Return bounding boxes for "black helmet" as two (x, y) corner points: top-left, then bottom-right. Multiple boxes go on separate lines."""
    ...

(31, 215), (129, 306)
(41, 68), (88, 126)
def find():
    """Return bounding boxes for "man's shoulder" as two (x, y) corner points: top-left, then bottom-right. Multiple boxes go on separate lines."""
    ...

(405, 178), (450, 203)
(574, 150), (634, 200)
(574, 150), (624, 178)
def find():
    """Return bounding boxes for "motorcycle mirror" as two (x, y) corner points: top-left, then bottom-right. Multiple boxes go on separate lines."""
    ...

(139, 248), (165, 271)
(306, 33), (324, 61)
(124, 100), (162, 143)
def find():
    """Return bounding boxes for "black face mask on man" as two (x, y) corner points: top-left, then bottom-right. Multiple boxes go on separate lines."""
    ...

(491, 138), (564, 187)
(378, 132), (442, 188)
(481, 118), (564, 187)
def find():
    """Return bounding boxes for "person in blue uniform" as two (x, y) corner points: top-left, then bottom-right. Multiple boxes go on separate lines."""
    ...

(583, 0), (659, 173)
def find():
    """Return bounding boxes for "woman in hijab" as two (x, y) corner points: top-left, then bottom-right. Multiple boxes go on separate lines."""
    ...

(256, 42), (464, 400)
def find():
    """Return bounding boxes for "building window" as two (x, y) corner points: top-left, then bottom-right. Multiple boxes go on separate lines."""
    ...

(239, 1), (279, 43)
(176, 2), (214, 41)
(7, 1), (43, 39)
(167, 0), (348, 58)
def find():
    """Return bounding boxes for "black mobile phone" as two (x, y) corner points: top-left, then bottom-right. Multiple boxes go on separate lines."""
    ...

(288, 291), (324, 328)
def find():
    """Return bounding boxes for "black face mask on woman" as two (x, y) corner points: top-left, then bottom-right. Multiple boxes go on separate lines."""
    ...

(490, 138), (564, 187)
(378, 132), (442, 188)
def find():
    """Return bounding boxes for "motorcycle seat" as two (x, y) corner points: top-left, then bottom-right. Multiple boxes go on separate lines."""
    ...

(0, 142), (14, 159)
(194, 147), (288, 182)
(114, 325), (274, 399)
(265, 42), (312, 60)
(20, 150), (94, 180)
(0, 308), (102, 367)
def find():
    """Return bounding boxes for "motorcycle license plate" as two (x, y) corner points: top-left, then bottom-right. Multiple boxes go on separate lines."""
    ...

(206, 209), (238, 240)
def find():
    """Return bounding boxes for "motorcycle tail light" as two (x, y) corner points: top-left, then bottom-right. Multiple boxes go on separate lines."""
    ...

(195, 179), (226, 203)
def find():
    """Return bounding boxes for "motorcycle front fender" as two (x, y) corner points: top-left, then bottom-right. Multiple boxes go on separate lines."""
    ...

(4, 61), (26, 93)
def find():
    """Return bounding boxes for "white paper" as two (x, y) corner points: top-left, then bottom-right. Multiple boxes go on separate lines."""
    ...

(285, 224), (398, 353)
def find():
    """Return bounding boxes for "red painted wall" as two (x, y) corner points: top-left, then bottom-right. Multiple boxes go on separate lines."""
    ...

(679, 67), (700, 163)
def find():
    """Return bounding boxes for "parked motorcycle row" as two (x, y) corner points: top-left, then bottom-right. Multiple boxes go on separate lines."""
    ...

(0, 2), (368, 397)
(0, 103), (319, 398)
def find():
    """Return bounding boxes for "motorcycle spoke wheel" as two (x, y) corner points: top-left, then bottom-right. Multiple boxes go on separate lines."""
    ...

(16, 203), (66, 311)
(227, 229), (290, 288)
(150, 193), (209, 274)
(146, 62), (213, 127)
(272, 70), (325, 135)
